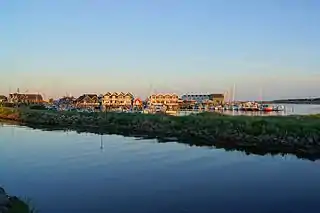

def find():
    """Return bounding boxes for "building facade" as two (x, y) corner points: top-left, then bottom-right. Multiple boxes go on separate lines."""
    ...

(181, 93), (225, 104)
(0, 95), (7, 103)
(148, 93), (179, 105)
(103, 92), (134, 108)
(9, 93), (43, 104)
(148, 93), (179, 111)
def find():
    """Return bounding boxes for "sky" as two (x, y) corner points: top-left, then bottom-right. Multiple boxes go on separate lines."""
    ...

(0, 0), (319, 100)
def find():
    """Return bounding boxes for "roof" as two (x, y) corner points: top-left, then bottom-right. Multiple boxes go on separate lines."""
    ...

(9, 93), (43, 100)
(76, 94), (98, 102)
(104, 92), (133, 97)
(134, 97), (142, 102)
(86, 94), (98, 99)
(211, 94), (224, 98)
(150, 93), (178, 97)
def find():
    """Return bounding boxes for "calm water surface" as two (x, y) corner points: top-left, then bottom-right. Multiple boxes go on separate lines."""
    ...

(1, 123), (320, 213)
(180, 104), (320, 116)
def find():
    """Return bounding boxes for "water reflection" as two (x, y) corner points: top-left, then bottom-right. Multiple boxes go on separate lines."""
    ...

(100, 134), (104, 151)
(1, 124), (320, 213)
(0, 121), (318, 161)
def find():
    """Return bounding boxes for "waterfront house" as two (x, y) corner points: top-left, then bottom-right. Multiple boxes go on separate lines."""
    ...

(9, 93), (43, 104)
(75, 94), (99, 108)
(132, 98), (143, 110)
(133, 98), (143, 106)
(148, 93), (179, 105)
(0, 95), (7, 103)
(181, 93), (225, 105)
(178, 99), (197, 110)
(103, 92), (134, 109)
(211, 94), (225, 104)
(148, 93), (179, 111)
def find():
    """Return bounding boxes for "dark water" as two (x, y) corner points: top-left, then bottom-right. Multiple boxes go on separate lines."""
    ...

(1, 124), (320, 213)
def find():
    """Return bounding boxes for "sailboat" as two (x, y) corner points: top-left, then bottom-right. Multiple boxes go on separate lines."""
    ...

(230, 84), (239, 110)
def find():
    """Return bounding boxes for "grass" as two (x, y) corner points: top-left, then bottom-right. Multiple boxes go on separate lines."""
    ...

(1, 106), (320, 160)
(8, 197), (37, 213)
(1, 106), (320, 139)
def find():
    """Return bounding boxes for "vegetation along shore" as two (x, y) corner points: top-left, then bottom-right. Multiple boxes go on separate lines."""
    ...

(1, 107), (320, 160)
(0, 187), (35, 213)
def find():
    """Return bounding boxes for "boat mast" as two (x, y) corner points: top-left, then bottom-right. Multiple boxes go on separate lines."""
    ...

(232, 83), (236, 103)
(259, 87), (263, 104)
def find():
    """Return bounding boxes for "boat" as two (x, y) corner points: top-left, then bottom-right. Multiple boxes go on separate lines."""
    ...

(273, 105), (285, 111)
(231, 105), (239, 111)
(223, 105), (231, 110)
(166, 110), (178, 115)
(261, 104), (273, 112)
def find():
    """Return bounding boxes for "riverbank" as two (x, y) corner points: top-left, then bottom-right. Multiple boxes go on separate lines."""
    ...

(0, 187), (34, 213)
(1, 107), (320, 160)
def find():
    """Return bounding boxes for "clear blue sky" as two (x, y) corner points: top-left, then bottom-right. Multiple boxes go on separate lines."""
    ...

(1, 0), (319, 100)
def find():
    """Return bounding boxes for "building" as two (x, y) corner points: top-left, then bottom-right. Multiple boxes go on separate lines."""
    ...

(148, 93), (179, 111)
(148, 93), (179, 105)
(0, 95), (7, 103)
(211, 94), (225, 104)
(9, 93), (43, 104)
(178, 99), (196, 110)
(133, 98), (143, 106)
(132, 98), (143, 110)
(75, 94), (99, 107)
(181, 93), (225, 105)
(56, 96), (76, 107)
(103, 92), (134, 108)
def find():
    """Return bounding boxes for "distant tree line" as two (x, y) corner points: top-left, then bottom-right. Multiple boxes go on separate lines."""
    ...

(271, 97), (320, 104)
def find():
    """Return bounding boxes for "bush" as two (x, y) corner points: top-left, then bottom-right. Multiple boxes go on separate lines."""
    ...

(29, 104), (47, 110)
(1, 102), (15, 108)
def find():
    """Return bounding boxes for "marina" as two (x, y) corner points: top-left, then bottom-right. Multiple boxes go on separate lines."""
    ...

(1, 90), (318, 116)
(43, 101), (287, 116)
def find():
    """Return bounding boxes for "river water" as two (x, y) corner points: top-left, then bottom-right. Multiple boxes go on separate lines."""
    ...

(1, 123), (320, 213)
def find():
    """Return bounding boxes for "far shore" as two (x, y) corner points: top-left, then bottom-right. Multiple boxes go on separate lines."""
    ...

(1, 107), (320, 161)
(271, 101), (320, 105)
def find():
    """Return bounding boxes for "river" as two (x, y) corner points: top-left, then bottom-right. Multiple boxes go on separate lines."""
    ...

(1, 123), (320, 213)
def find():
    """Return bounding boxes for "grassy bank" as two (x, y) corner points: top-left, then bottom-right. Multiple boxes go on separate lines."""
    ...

(0, 187), (36, 213)
(8, 198), (36, 213)
(1, 107), (320, 160)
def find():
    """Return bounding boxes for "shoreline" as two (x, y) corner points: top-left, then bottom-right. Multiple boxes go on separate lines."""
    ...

(271, 102), (320, 105)
(0, 187), (33, 213)
(1, 107), (320, 161)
